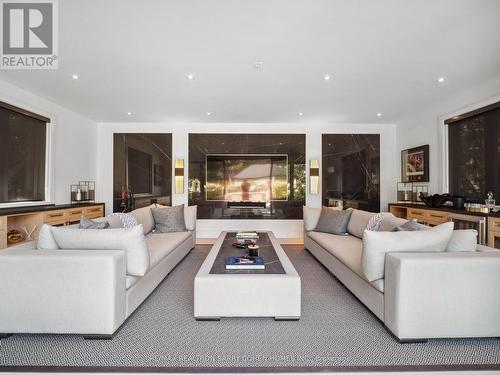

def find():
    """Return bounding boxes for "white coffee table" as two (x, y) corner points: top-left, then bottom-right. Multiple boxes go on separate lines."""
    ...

(194, 231), (301, 320)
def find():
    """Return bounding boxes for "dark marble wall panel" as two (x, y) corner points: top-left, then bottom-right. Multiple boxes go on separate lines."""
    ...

(189, 134), (305, 219)
(113, 133), (172, 212)
(322, 134), (380, 212)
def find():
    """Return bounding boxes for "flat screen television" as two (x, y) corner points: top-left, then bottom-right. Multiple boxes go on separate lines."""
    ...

(206, 154), (288, 202)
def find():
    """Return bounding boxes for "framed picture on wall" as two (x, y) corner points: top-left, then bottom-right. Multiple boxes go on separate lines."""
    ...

(401, 144), (429, 182)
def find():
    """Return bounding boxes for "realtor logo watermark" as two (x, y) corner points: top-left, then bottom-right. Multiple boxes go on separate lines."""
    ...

(1, 0), (58, 69)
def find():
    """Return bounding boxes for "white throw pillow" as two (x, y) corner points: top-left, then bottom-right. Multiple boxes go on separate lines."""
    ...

(303, 206), (323, 231)
(130, 206), (155, 234)
(361, 221), (454, 282)
(446, 229), (478, 252)
(184, 205), (197, 231)
(50, 224), (149, 276)
(37, 224), (59, 250)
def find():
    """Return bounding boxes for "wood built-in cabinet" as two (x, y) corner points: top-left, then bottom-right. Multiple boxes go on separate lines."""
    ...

(0, 203), (104, 250)
(388, 203), (495, 247)
(488, 217), (500, 249)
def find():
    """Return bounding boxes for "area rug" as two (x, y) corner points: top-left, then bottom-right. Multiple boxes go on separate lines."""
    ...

(0, 245), (499, 372)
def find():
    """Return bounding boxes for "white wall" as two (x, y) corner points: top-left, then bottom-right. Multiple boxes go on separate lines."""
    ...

(97, 122), (396, 239)
(395, 80), (500, 194)
(0, 79), (97, 205)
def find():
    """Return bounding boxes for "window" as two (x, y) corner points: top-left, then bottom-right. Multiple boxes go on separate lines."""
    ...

(0, 102), (49, 204)
(447, 102), (500, 202)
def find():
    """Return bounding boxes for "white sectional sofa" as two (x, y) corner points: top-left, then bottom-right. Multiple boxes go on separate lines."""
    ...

(303, 206), (500, 342)
(0, 205), (196, 339)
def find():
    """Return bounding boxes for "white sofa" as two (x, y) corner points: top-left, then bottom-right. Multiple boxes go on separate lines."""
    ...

(0, 205), (197, 339)
(303, 206), (500, 342)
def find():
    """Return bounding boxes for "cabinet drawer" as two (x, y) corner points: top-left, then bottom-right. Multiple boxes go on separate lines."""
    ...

(408, 208), (426, 217)
(82, 206), (103, 219)
(67, 208), (83, 222)
(426, 211), (448, 224)
(489, 218), (500, 231)
(44, 210), (67, 225)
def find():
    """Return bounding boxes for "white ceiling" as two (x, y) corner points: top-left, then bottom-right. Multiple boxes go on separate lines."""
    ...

(1, 0), (500, 123)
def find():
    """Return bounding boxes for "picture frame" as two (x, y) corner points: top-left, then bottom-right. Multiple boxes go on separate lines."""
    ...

(401, 144), (429, 182)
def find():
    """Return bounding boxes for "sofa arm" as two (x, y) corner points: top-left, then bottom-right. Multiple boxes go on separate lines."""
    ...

(384, 251), (500, 340)
(0, 249), (127, 335)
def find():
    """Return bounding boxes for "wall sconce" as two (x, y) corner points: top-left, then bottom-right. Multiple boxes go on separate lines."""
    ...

(174, 159), (184, 194)
(309, 160), (320, 194)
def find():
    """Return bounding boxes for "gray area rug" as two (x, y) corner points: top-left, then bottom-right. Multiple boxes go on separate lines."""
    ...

(0, 245), (499, 371)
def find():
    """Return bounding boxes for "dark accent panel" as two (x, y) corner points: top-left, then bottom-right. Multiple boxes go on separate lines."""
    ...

(448, 105), (500, 202)
(0, 105), (47, 203)
(322, 134), (380, 212)
(113, 134), (172, 212)
(188, 134), (305, 219)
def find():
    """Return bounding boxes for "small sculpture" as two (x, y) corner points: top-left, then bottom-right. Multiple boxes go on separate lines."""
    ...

(22, 225), (37, 242)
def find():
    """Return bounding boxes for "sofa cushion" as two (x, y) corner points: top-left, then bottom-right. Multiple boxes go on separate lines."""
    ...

(371, 278), (384, 293)
(314, 208), (352, 235)
(307, 231), (363, 276)
(50, 224), (150, 277)
(146, 231), (192, 268)
(361, 221), (454, 282)
(131, 206), (155, 234)
(378, 215), (408, 232)
(126, 275), (140, 289)
(151, 205), (187, 233)
(446, 229), (478, 252)
(347, 209), (375, 238)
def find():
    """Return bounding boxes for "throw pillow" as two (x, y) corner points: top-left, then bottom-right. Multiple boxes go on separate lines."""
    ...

(365, 212), (390, 231)
(37, 224), (59, 250)
(393, 219), (428, 231)
(361, 221), (454, 282)
(79, 215), (109, 229)
(347, 209), (375, 238)
(314, 208), (353, 235)
(446, 229), (478, 252)
(109, 213), (138, 229)
(151, 204), (187, 233)
(50, 224), (149, 276)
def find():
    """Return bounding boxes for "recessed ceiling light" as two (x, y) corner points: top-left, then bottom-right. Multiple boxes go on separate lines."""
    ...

(71, 74), (79, 80)
(186, 74), (194, 80)
(437, 77), (445, 83)
(324, 75), (331, 81)
(127, 112), (132, 116)
(377, 112), (383, 117)
(298, 112), (304, 116)
(206, 112), (211, 116)
(254, 61), (264, 69)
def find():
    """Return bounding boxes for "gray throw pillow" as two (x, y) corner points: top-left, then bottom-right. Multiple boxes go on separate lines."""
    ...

(79, 215), (109, 229)
(393, 219), (427, 232)
(151, 205), (186, 233)
(314, 208), (353, 235)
